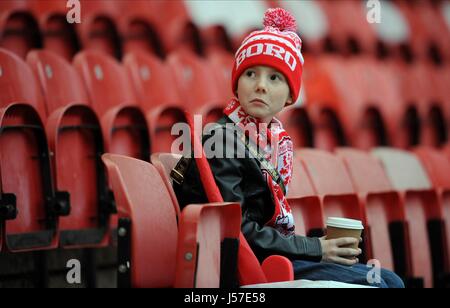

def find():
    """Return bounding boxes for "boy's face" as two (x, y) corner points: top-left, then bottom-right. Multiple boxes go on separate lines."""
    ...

(237, 66), (292, 123)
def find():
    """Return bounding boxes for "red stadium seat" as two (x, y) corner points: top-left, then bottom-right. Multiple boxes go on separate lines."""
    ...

(102, 153), (241, 288)
(317, 0), (378, 55)
(167, 49), (225, 124)
(115, 0), (165, 58)
(413, 147), (450, 282)
(206, 49), (234, 102)
(150, 149), (295, 286)
(74, 50), (151, 240)
(305, 56), (402, 151)
(202, 25), (234, 56)
(148, 0), (197, 54)
(123, 51), (186, 153)
(284, 0), (377, 55)
(287, 154), (325, 238)
(444, 144), (450, 161)
(394, 0), (450, 64)
(336, 148), (411, 278)
(27, 50), (114, 248)
(397, 62), (448, 148)
(278, 106), (314, 148)
(292, 149), (368, 262)
(372, 148), (447, 288)
(345, 58), (402, 149)
(0, 0), (41, 59)
(301, 56), (347, 150)
(0, 48), (62, 252)
(150, 153), (182, 218)
(280, 0), (330, 54)
(77, 0), (122, 59)
(31, 0), (80, 61)
(294, 149), (365, 224)
(368, 0), (416, 62)
(73, 51), (150, 160)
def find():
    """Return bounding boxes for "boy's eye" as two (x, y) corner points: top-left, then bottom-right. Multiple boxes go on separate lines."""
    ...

(270, 74), (282, 81)
(246, 70), (255, 77)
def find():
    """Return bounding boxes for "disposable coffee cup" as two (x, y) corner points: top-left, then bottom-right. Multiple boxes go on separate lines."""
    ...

(325, 217), (364, 249)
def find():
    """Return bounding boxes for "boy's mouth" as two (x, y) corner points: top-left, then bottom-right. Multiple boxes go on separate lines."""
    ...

(250, 98), (268, 106)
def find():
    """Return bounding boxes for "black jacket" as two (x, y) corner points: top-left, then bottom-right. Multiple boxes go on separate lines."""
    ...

(173, 116), (322, 263)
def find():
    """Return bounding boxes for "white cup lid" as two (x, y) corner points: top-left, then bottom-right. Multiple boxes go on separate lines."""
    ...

(326, 217), (364, 230)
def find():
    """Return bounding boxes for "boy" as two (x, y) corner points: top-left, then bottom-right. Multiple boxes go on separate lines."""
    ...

(173, 8), (404, 288)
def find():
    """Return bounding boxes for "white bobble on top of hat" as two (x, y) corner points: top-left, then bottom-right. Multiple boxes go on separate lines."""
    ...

(263, 7), (298, 33)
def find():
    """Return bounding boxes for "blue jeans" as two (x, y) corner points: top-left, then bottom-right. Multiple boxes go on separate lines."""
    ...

(292, 260), (405, 288)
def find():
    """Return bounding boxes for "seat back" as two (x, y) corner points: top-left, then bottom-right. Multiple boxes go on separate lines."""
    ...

(124, 51), (181, 111)
(206, 50), (234, 100)
(0, 48), (46, 117)
(372, 147), (443, 288)
(294, 149), (364, 235)
(0, 0), (42, 59)
(444, 145), (450, 162)
(150, 152), (182, 218)
(28, 50), (111, 248)
(414, 147), (450, 190)
(336, 148), (409, 272)
(31, 0), (80, 61)
(27, 50), (89, 112)
(73, 50), (136, 116)
(102, 154), (179, 287)
(78, 0), (122, 59)
(0, 48), (58, 251)
(119, 1), (165, 58)
(337, 148), (393, 194)
(74, 50), (150, 160)
(287, 156), (325, 237)
(414, 147), (450, 274)
(103, 153), (241, 288)
(372, 148), (432, 190)
(296, 149), (355, 195)
(167, 50), (224, 123)
(277, 107), (315, 148)
(124, 51), (186, 153)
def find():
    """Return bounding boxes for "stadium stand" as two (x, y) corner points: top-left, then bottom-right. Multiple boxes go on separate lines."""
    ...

(1, 0), (450, 288)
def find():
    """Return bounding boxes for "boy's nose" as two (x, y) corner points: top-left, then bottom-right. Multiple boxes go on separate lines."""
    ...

(255, 77), (267, 93)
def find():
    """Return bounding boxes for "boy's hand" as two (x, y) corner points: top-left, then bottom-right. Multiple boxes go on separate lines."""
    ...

(319, 236), (362, 266)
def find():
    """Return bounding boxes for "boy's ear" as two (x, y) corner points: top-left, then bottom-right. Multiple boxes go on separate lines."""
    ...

(285, 96), (293, 106)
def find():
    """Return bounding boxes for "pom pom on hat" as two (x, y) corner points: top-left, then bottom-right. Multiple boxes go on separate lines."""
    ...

(263, 8), (297, 32)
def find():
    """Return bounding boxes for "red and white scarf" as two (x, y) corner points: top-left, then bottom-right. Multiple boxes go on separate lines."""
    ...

(224, 99), (295, 236)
